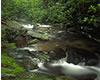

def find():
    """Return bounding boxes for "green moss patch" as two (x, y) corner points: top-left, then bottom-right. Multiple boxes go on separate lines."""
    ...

(1, 54), (25, 74)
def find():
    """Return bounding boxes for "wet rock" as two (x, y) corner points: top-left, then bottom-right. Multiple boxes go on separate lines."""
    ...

(6, 21), (57, 44)
(66, 48), (99, 66)
(1, 74), (16, 80)
(15, 40), (27, 48)
(16, 72), (53, 80)
(7, 47), (50, 70)
(5, 23), (28, 43)
(86, 59), (99, 66)
(2, 74), (16, 77)
(7, 47), (36, 70)
(33, 23), (62, 34)
(27, 31), (53, 40)
(7, 21), (23, 29)
(7, 44), (66, 71)
(28, 39), (39, 45)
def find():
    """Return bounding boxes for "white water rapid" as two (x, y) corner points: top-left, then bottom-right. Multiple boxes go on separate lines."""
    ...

(30, 58), (100, 80)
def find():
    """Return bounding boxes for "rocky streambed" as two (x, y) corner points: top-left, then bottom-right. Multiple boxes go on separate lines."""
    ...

(1, 20), (100, 80)
(1, 20), (69, 80)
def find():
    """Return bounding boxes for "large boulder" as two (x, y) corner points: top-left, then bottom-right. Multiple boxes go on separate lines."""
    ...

(5, 21), (28, 43)
(66, 48), (99, 66)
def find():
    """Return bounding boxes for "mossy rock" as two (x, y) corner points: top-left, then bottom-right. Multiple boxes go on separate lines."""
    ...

(31, 32), (52, 40)
(28, 39), (39, 44)
(15, 72), (53, 80)
(7, 21), (23, 30)
(2, 43), (16, 48)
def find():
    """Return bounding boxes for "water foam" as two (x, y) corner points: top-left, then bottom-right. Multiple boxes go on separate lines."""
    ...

(30, 58), (100, 80)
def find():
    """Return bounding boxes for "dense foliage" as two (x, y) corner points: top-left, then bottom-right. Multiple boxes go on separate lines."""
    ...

(1, 0), (100, 38)
(1, 0), (47, 22)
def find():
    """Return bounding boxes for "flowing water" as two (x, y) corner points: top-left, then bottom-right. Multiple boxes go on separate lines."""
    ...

(20, 23), (100, 80)
(3, 21), (100, 80)
(29, 57), (100, 80)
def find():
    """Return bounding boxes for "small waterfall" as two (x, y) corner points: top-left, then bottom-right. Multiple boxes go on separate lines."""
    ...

(29, 57), (100, 80)
(22, 24), (34, 30)
(36, 23), (52, 27)
(18, 47), (37, 51)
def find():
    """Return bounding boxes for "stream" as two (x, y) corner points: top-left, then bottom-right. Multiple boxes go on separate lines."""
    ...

(2, 20), (100, 80)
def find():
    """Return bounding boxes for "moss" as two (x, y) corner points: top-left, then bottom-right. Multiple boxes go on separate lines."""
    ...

(14, 73), (53, 80)
(29, 73), (52, 80)
(6, 43), (16, 47)
(2, 43), (16, 48)
(1, 54), (25, 74)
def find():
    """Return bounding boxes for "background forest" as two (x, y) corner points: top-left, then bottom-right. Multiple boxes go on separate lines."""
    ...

(2, 0), (100, 26)
(2, 0), (100, 39)
(1, 0), (100, 80)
